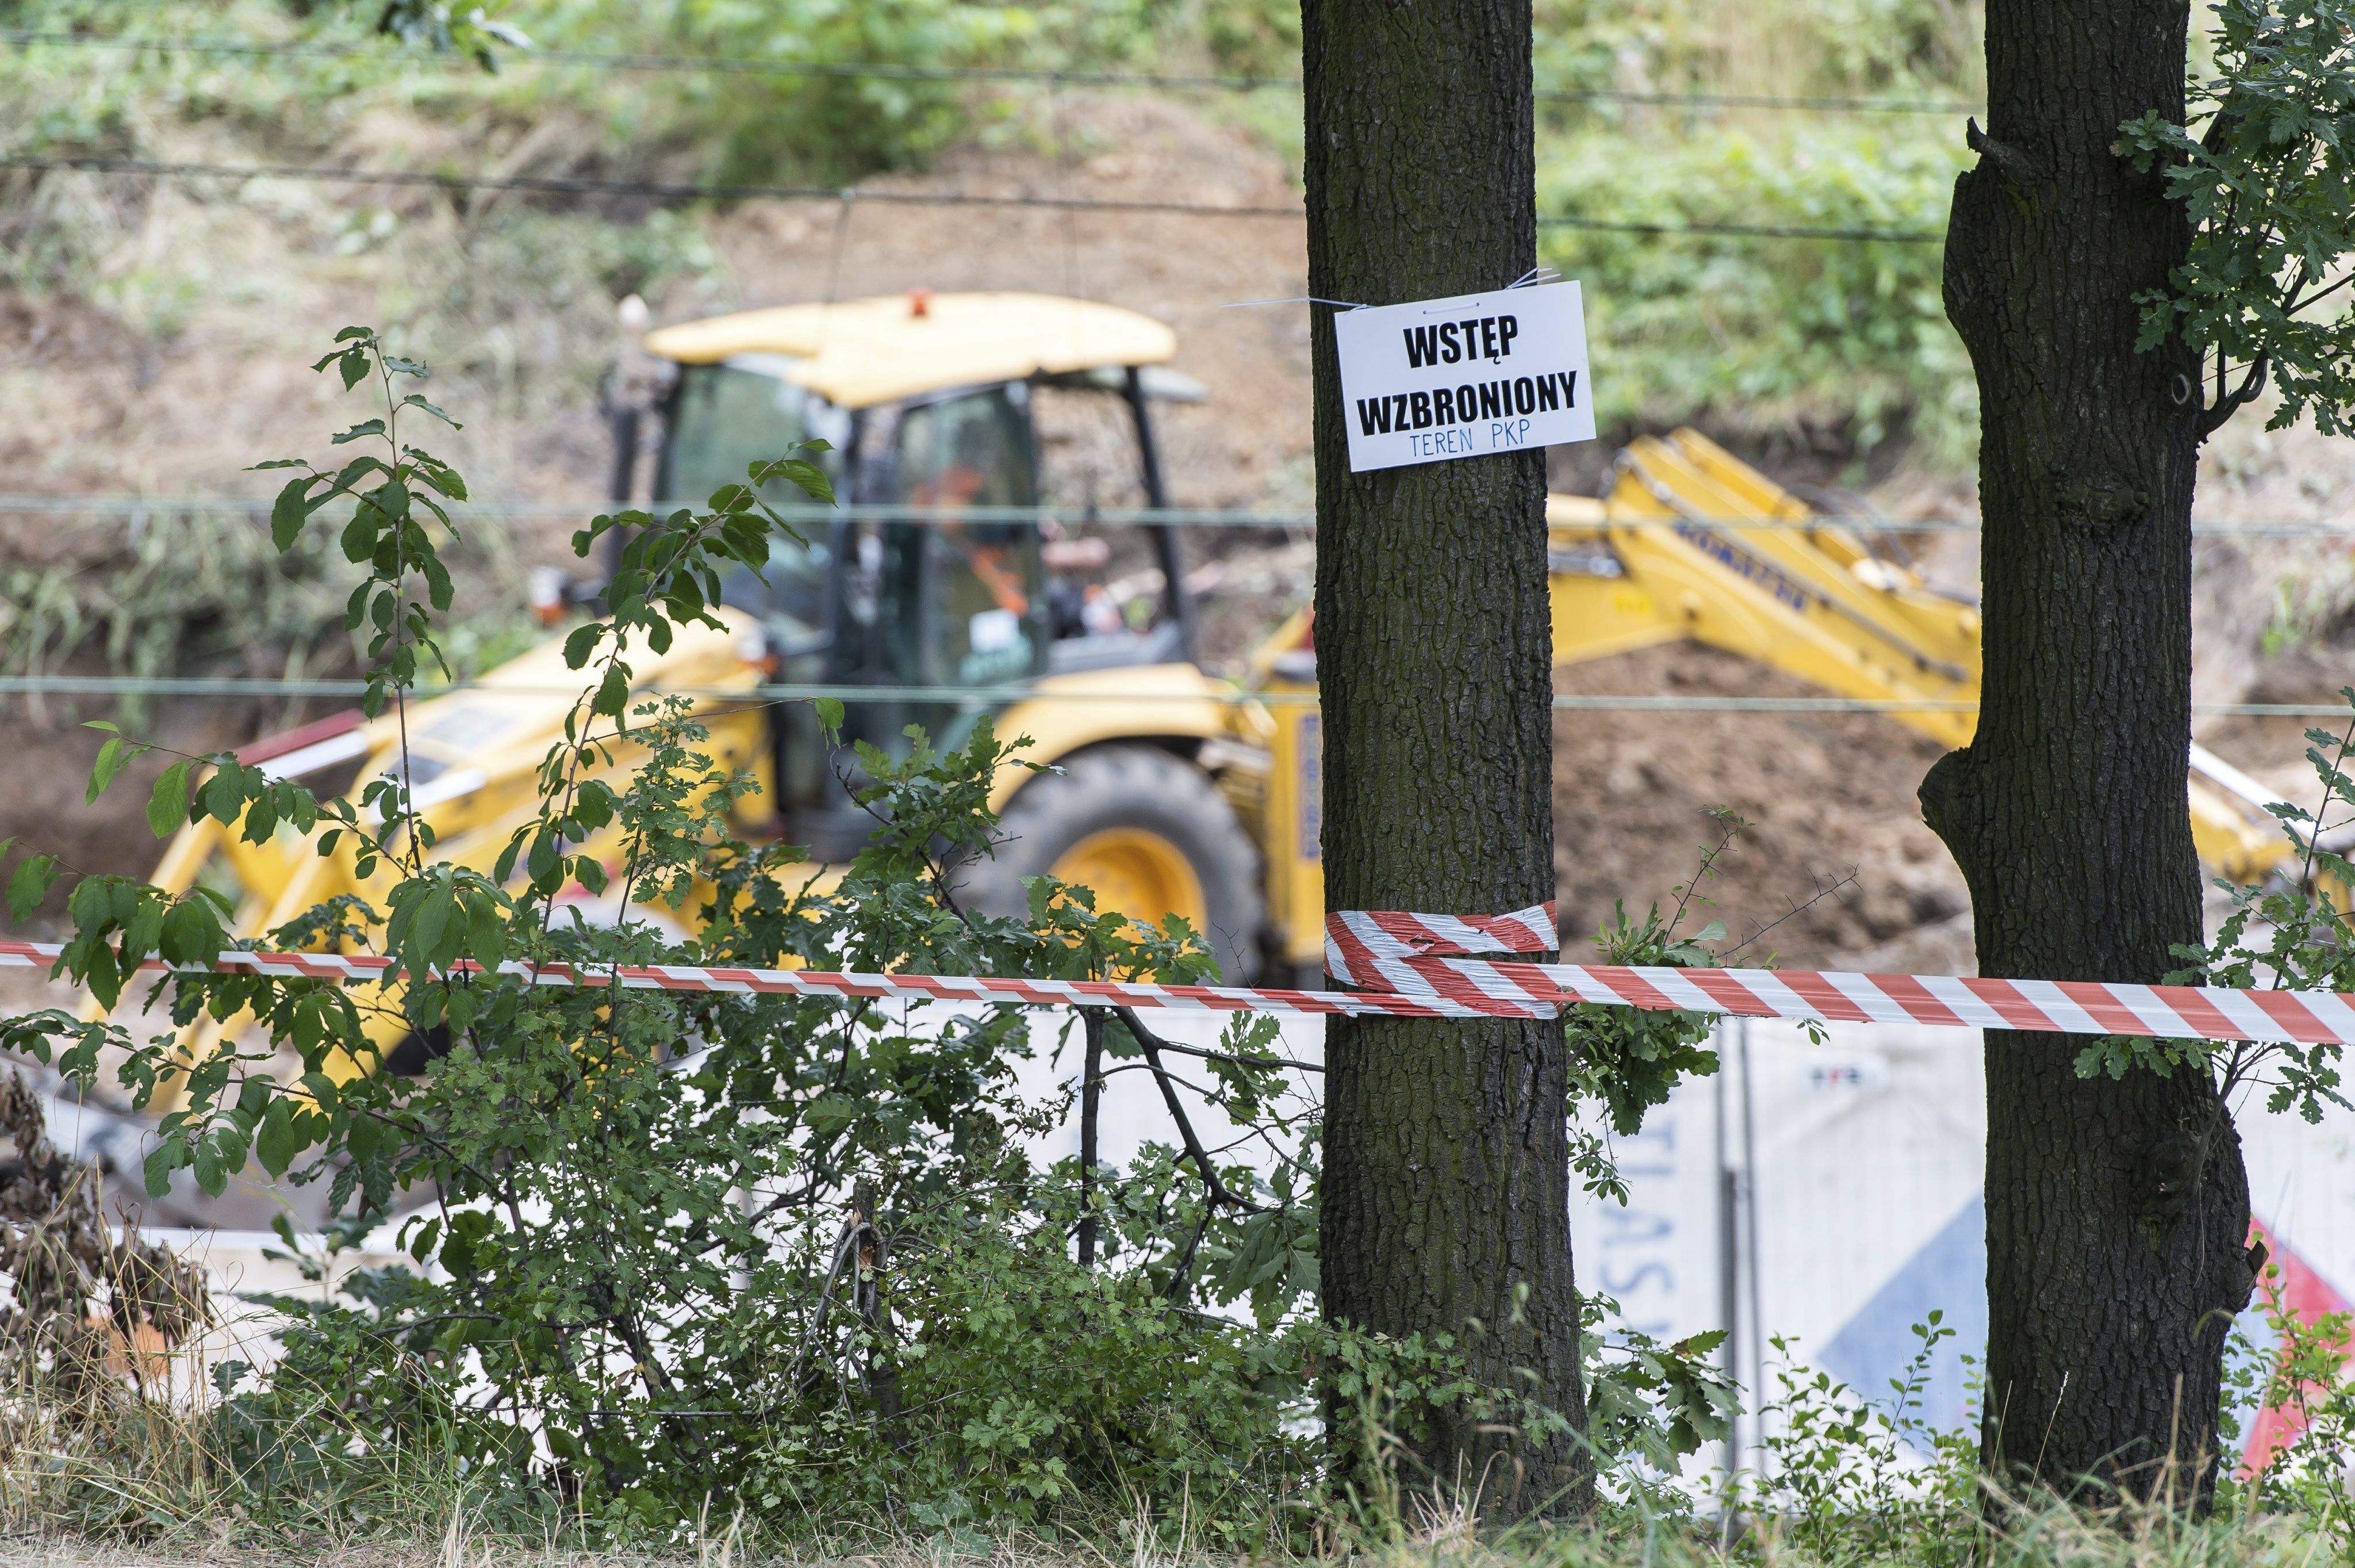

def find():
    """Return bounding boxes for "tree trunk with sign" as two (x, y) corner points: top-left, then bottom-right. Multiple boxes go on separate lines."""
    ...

(1924, 0), (2256, 1506)
(1302, 0), (1589, 1515)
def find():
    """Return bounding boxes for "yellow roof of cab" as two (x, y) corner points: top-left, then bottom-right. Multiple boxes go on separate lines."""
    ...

(641, 291), (1178, 410)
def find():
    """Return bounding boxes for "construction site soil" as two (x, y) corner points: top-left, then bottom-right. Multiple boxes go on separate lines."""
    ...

(5, 93), (2354, 989)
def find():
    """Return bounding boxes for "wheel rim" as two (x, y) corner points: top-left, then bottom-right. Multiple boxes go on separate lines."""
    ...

(1049, 827), (1209, 939)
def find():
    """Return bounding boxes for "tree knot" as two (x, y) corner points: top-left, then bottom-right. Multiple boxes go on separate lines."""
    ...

(2138, 1126), (2206, 1239)
(1916, 746), (1982, 852)
(1965, 118), (2050, 189)
(2055, 474), (2151, 532)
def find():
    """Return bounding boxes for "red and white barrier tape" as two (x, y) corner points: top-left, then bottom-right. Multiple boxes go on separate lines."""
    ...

(1326, 902), (2355, 1044)
(5, 906), (2353, 1044)
(0, 939), (1481, 1021)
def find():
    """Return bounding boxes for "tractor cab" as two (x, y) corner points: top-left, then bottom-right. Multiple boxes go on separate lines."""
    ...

(628, 292), (1210, 858)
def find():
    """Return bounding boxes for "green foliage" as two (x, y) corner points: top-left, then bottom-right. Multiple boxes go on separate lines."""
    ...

(2080, 689), (2355, 1128)
(1539, 128), (1970, 461)
(1192, 0), (1299, 76)
(261, 327), (471, 719)
(1581, 1295), (1736, 1496)
(2123, 0), (2355, 436)
(2219, 1265), (2354, 1553)
(371, 0), (535, 67)
(1533, 0), (1982, 104)
(1571, 899), (1723, 1148)
(517, 0), (1025, 186)
(1532, 0), (1980, 464)
(737, 1195), (1314, 1535)
(1738, 1316), (1981, 1563)
(3, 0), (1999, 478)
(0, 335), (1747, 1539)
(0, 505), (535, 726)
(1564, 811), (1745, 1203)
(0, 1), (1306, 194)
(0, 306), (543, 712)
(0, 332), (1264, 1532)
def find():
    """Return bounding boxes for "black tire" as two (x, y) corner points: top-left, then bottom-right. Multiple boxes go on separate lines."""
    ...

(960, 745), (1265, 983)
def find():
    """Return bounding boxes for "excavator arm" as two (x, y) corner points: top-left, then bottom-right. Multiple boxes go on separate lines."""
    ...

(1556, 428), (2295, 888)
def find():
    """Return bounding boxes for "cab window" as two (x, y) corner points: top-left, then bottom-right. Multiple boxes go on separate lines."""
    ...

(661, 356), (842, 633)
(889, 389), (1043, 688)
(658, 357), (825, 504)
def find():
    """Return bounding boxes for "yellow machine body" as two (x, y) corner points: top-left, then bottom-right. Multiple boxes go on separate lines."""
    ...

(641, 292), (1177, 412)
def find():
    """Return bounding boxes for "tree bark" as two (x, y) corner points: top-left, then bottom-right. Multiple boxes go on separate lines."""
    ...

(1303, 0), (1587, 1517)
(1930, 0), (2257, 1505)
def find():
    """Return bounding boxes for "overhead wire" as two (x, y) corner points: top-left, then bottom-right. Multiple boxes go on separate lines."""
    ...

(0, 154), (1943, 243)
(0, 674), (2345, 720)
(0, 495), (1324, 528)
(0, 153), (1306, 221)
(0, 28), (1984, 116)
(3, 495), (2352, 537)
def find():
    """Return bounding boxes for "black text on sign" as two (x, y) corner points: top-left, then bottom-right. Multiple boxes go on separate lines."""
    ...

(1332, 282), (1595, 473)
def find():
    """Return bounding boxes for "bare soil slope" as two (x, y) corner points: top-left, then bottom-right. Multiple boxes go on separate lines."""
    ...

(1551, 646), (1966, 967)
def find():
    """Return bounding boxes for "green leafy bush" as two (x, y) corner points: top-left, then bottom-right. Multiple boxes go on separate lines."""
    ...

(1539, 126), (1971, 463)
(1739, 1316), (1979, 1563)
(1528, 0), (1981, 466)
(0, 333), (1737, 1541)
(2122, 0), (2355, 436)
(0, 1), (1302, 192)
(2222, 1266), (2354, 1556)
(1532, 0), (1981, 104)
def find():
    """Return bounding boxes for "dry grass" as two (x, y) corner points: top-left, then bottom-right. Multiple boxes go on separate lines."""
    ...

(0, 1540), (718, 1566)
(0, 1494), (2335, 1568)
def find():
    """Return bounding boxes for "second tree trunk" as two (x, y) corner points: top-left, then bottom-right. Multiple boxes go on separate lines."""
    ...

(1930, 0), (2258, 1504)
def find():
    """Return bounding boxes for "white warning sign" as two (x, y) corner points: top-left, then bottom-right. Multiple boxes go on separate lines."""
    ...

(1333, 281), (1595, 473)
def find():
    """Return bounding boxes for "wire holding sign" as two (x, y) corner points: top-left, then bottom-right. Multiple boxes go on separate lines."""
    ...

(1333, 281), (1596, 471)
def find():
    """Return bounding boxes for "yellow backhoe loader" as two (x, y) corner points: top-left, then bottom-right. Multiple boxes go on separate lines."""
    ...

(143, 291), (2306, 1079)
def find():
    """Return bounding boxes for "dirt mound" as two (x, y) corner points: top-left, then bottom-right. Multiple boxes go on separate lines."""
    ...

(0, 292), (163, 513)
(1552, 645), (1969, 968)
